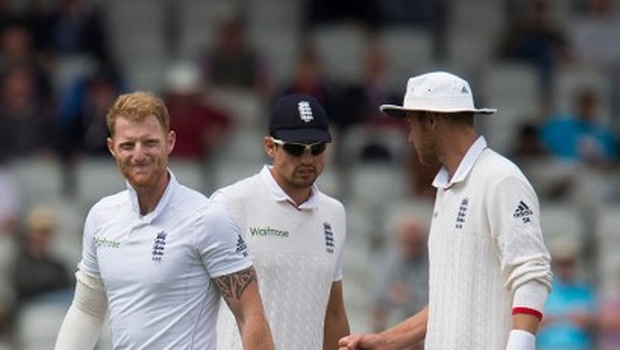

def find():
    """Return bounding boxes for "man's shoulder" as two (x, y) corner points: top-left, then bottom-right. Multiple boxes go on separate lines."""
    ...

(173, 182), (210, 206)
(86, 191), (131, 224)
(90, 190), (129, 210)
(211, 173), (262, 200)
(316, 190), (345, 212)
(477, 149), (528, 179)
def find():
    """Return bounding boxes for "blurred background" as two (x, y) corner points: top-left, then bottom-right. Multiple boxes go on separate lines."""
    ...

(0, 0), (619, 349)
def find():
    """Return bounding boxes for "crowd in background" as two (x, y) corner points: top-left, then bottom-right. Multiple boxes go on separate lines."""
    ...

(0, 0), (619, 349)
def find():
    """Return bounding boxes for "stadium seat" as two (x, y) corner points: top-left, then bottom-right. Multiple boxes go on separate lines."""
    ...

(74, 157), (125, 207)
(8, 158), (65, 206)
(539, 201), (586, 241)
(553, 66), (612, 126)
(15, 301), (70, 350)
(593, 204), (620, 294)
(379, 27), (434, 90)
(311, 24), (369, 84)
(478, 62), (541, 154)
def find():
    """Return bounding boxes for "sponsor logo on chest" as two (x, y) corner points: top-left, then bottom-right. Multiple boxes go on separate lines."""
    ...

(249, 226), (290, 237)
(94, 236), (121, 248)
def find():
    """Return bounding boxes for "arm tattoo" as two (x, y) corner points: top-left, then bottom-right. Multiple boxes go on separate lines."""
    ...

(213, 266), (257, 305)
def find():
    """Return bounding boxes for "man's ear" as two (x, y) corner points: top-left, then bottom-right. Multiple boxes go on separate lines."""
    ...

(264, 136), (276, 158)
(167, 130), (176, 155)
(107, 137), (115, 157)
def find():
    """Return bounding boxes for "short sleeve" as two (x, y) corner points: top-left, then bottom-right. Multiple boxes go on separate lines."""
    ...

(333, 203), (346, 281)
(211, 188), (247, 235)
(78, 207), (100, 275)
(198, 202), (252, 278)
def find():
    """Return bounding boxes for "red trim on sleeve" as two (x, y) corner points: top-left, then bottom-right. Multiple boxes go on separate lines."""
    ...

(512, 307), (543, 320)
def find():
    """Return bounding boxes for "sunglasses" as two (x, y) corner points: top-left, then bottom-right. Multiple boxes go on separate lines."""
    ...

(271, 138), (327, 157)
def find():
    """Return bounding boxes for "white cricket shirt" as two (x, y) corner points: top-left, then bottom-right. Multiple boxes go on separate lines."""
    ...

(213, 165), (346, 350)
(425, 137), (552, 350)
(78, 171), (251, 350)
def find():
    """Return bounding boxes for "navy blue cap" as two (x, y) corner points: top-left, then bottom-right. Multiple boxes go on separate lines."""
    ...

(269, 94), (332, 142)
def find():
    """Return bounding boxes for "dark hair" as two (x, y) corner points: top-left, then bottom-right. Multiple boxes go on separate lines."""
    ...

(443, 111), (474, 126)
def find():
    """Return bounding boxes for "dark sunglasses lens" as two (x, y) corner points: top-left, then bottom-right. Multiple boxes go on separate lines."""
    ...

(282, 143), (306, 156)
(281, 142), (326, 156)
(310, 143), (327, 156)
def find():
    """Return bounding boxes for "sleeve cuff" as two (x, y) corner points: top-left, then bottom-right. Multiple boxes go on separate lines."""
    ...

(512, 280), (549, 315)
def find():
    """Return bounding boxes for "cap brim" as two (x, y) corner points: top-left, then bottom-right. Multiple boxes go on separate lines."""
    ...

(379, 104), (497, 118)
(272, 128), (332, 142)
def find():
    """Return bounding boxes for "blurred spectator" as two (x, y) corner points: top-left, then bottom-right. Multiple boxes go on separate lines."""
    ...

(338, 38), (402, 132)
(380, 0), (445, 30)
(510, 121), (575, 200)
(379, 0), (448, 58)
(495, 0), (571, 101)
(57, 63), (125, 160)
(0, 243), (14, 343)
(0, 151), (18, 340)
(511, 121), (550, 163)
(303, 0), (383, 32)
(599, 270), (620, 350)
(278, 44), (341, 132)
(39, 0), (112, 64)
(336, 39), (409, 164)
(0, 19), (54, 106)
(0, 151), (19, 234)
(371, 215), (429, 344)
(163, 61), (234, 161)
(0, 0), (18, 31)
(0, 62), (57, 159)
(539, 87), (619, 167)
(11, 205), (73, 308)
(568, 0), (620, 70)
(537, 240), (598, 350)
(198, 13), (271, 99)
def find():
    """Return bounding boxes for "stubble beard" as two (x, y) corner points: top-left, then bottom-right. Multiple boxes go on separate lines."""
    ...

(123, 158), (166, 189)
(291, 167), (318, 189)
(416, 144), (440, 167)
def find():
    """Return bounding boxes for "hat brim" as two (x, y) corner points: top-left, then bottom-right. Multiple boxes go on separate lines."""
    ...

(271, 128), (332, 142)
(379, 104), (497, 119)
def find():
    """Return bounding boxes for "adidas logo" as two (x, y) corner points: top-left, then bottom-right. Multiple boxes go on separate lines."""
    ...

(235, 235), (249, 257)
(513, 201), (533, 223)
(460, 85), (469, 94)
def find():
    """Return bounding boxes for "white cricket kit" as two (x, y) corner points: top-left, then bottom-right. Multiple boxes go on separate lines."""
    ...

(213, 166), (346, 350)
(425, 137), (551, 350)
(79, 171), (251, 350)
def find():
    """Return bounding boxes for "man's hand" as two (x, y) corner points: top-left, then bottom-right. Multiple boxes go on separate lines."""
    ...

(338, 333), (384, 350)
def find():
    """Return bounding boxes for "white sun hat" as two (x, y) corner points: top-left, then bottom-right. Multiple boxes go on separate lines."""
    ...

(380, 71), (497, 118)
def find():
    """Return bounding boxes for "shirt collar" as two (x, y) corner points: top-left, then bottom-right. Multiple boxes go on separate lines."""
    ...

(127, 168), (177, 222)
(259, 165), (320, 210)
(432, 136), (488, 190)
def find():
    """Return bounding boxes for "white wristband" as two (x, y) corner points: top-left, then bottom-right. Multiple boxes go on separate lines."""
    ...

(505, 330), (536, 350)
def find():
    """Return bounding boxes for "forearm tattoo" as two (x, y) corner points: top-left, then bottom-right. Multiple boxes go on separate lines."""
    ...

(213, 266), (257, 305)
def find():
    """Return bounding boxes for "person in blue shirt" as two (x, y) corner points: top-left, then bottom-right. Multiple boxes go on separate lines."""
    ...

(539, 87), (619, 166)
(537, 241), (598, 350)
